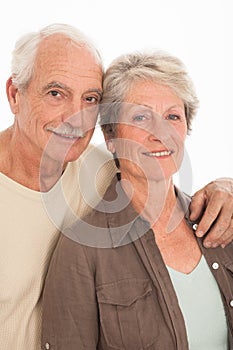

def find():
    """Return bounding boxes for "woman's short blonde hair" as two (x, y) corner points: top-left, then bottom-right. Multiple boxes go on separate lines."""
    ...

(100, 50), (199, 137)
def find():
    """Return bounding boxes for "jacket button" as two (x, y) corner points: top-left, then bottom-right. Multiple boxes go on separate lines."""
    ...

(230, 300), (233, 307)
(212, 262), (219, 270)
(45, 343), (50, 349)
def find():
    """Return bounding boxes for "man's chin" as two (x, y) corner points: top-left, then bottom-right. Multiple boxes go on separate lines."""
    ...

(63, 147), (88, 164)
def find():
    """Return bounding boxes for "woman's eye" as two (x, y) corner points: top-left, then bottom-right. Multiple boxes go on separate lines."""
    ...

(166, 114), (181, 121)
(132, 114), (146, 122)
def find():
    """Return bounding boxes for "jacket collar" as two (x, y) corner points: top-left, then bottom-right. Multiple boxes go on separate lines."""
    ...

(100, 176), (198, 248)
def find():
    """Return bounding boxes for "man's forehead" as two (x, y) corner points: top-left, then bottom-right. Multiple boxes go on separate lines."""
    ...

(36, 34), (101, 69)
(33, 40), (102, 85)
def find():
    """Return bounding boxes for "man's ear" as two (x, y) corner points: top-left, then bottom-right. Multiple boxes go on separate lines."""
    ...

(106, 139), (116, 154)
(6, 77), (20, 114)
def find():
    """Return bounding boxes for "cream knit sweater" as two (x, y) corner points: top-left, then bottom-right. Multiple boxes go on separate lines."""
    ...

(0, 144), (117, 350)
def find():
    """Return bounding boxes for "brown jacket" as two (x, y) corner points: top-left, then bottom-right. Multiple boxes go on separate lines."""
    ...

(41, 177), (233, 349)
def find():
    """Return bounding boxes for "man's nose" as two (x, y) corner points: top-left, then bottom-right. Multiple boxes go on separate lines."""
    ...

(62, 99), (86, 128)
(64, 111), (83, 128)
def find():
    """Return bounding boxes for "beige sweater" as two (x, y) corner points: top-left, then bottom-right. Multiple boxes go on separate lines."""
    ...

(0, 144), (117, 350)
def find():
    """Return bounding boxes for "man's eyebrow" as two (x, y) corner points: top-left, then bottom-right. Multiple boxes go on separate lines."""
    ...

(42, 83), (102, 98)
(85, 88), (103, 99)
(42, 81), (71, 93)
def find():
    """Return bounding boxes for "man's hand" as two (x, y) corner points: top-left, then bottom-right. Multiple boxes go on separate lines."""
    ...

(189, 178), (233, 248)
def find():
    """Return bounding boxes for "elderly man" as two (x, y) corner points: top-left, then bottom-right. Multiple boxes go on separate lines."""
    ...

(0, 23), (232, 350)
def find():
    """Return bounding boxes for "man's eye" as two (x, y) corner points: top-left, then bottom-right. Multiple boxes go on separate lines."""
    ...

(49, 90), (61, 97)
(85, 96), (99, 104)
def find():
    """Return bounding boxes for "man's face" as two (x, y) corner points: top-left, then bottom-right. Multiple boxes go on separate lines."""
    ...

(13, 34), (103, 165)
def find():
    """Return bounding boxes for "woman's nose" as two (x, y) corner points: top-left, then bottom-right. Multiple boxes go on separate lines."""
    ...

(147, 116), (171, 142)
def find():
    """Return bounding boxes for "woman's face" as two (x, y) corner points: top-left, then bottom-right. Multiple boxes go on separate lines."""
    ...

(109, 80), (187, 182)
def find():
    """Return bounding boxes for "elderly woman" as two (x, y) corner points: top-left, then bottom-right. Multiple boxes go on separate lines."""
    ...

(42, 51), (233, 349)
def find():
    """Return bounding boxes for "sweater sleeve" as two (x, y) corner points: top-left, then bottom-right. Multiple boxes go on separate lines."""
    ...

(41, 234), (98, 350)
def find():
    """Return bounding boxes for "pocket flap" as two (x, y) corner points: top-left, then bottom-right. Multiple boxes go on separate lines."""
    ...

(224, 260), (233, 273)
(97, 279), (152, 306)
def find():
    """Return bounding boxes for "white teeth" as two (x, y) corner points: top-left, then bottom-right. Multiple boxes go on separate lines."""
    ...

(143, 150), (173, 157)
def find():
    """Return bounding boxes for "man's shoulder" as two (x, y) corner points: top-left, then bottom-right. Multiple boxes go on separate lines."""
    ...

(70, 144), (115, 171)
(73, 143), (118, 181)
(82, 143), (112, 161)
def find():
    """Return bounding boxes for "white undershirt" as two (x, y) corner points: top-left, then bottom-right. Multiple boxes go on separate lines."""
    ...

(167, 255), (229, 350)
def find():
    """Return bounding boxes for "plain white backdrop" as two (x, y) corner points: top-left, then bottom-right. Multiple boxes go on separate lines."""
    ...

(0, 0), (232, 194)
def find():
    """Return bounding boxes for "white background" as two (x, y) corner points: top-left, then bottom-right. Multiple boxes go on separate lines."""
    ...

(0, 0), (232, 194)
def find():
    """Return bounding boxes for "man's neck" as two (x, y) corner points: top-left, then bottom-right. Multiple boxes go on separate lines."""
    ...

(0, 127), (66, 192)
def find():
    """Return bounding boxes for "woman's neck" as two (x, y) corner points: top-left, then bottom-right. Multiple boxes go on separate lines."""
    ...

(120, 172), (179, 229)
(120, 172), (201, 274)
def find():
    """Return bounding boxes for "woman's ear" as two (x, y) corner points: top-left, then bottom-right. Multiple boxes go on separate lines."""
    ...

(6, 77), (20, 114)
(106, 139), (116, 154)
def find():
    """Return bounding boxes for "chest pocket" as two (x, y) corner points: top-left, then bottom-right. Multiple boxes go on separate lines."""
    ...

(96, 279), (160, 350)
